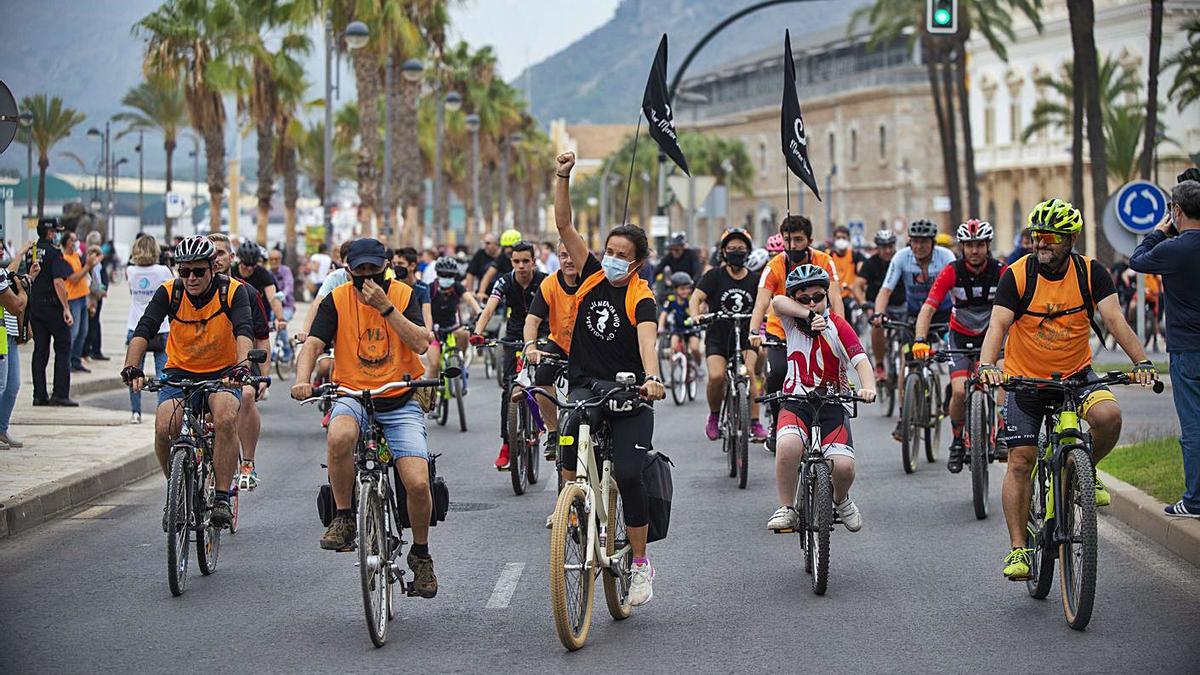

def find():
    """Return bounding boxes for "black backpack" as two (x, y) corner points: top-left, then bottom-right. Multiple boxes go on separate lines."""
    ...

(1013, 253), (1104, 340)
(166, 274), (232, 325)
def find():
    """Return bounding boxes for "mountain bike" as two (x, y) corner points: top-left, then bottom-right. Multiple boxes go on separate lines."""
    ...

(146, 352), (269, 597)
(887, 318), (948, 474)
(696, 311), (754, 489)
(432, 325), (468, 432)
(762, 336), (787, 455)
(532, 375), (652, 651)
(999, 371), (1163, 630)
(485, 338), (543, 495)
(878, 312), (908, 417)
(666, 327), (701, 406)
(272, 332), (300, 382)
(301, 369), (454, 647)
(940, 347), (1002, 520)
(758, 386), (868, 595)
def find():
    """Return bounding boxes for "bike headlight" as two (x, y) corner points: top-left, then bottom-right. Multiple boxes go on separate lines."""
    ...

(738, 364), (749, 377)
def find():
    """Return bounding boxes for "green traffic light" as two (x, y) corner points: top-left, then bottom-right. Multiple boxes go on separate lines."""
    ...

(934, 8), (952, 25)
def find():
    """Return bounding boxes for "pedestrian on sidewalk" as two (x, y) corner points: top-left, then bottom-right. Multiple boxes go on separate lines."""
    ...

(84, 231), (110, 362)
(61, 230), (99, 374)
(1129, 169), (1200, 518)
(125, 235), (172, 425)
(0, 267), (31, 447)
(0, 246), (38, 446)
(28, 218), (77, 407)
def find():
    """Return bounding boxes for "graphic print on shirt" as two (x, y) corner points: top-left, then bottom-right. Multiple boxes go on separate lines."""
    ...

(719, 286), (753, 314)
(784, 336), (845, 390)
(585, 299), (621, 340)
(358, 325), (390, 367)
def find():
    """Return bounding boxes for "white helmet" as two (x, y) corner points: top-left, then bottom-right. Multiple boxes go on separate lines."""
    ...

(956, 218), (994, 242)
(747, 248), (770, 272)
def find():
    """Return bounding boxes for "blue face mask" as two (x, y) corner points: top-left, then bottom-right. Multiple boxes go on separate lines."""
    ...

(601, 255), (631, 282)
(436, 276), (455, 289)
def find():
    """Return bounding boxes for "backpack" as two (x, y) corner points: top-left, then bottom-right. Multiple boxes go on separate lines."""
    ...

(1013, 253), (1104, 340)
(166, 275), (232, 326)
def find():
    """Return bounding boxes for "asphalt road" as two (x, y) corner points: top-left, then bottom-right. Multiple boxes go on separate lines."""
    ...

(2, 368), (1197, 673)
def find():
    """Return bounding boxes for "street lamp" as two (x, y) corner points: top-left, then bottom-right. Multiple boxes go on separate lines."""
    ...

(344, 21), (369, 49)
(134, 133), (144, 232)
(324, 15), (369, 249)
(465, 113), (482, 241)
(433, 88), (461, 234)
(401, 58), (424, 82)
(19, 111), (32, 216)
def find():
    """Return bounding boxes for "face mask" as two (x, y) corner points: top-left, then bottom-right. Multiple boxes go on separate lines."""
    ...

(392, 265), (409, 280)
(834, 238), (850, 252)
(724, 250), (748, 268)
(352, 272), (389, 291)
(786, 248), (809, 264)
(437, 276), (455, 289)
(601, 255), (631, 282)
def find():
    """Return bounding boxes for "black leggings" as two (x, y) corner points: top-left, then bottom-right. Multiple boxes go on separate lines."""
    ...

(765, 343), (787, 423)
(498, 345), (520, 443)
(559, 389), (654, 528)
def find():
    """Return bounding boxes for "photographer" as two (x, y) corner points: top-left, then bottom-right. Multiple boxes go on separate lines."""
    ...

(1129, 169), (1200, 518)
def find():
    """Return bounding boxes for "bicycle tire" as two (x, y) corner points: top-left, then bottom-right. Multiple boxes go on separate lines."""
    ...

(810, 461), (833, 595)
(435, 381), (449, 426)
(526, 404), (541, 486)
(1026, 461), (1055, 599)
(687, 359), (698, 401)
(735, 379), (750, 489)
(925, 370), (942, 463)
(196, 463), (220, 576)
(1060, 447), (1097, 630)
(550, 483), (595, 651)
(229, 483), (239, 534)
(358, 479), (390, 647)
(670, 354), (686, 405)
(967, 389), (991, 520)
(883, 341), (901, 417)
(508, 400), (529, 495)
(602, 480), (632, 620)
(483, 349), (495, 382)
(901, 374), (922, 474)
(797, 468), (812, 575)
(453, 369), (467, 432)
(166, 448), (192, 597)
(723, 382), (737, 478)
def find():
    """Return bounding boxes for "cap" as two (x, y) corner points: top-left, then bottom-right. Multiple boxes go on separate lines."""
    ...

(345, 238), (388, 270)
(36, 217), (63, 237)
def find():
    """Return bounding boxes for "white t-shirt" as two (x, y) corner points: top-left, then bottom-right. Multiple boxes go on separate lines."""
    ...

(127, 264), (174, 333)
(309, 253), (333, 284)
(317, 268), (349, 299)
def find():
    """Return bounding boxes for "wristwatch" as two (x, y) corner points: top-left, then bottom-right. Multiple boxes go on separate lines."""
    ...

(380, 305), (395, 318)
(644, 375), (663, 385)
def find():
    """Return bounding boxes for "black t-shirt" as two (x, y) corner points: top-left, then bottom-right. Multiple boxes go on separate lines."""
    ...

(491, 270), (546, 338)
(30, 240), (73, 311)
(429, 281), (469, 329)
(569, 256), (657, 387)
(466, 249), (495, 282)
(696, 266), (757, 322)
(861, 254), (906, 306)
(242, 283), (270, 339)
(994, 256), (1116, 312)
(656, 250), (700, 280)
(236, 265), (277, 295)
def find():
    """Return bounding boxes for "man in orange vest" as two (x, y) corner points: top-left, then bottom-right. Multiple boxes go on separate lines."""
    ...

(291, 238), (439, 599)
(61, 229), (100, 373)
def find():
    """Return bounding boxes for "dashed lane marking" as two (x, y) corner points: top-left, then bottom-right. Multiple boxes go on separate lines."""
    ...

(485, 562), (525, 609)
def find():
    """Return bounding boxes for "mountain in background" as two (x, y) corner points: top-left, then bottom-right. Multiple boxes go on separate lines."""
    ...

(516, 0), (869, 125)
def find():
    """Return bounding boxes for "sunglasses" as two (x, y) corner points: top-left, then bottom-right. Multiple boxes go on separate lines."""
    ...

(793, 291), (827, 305)
(177, 266), (210, 278)
(1031, 231), (1066, 244)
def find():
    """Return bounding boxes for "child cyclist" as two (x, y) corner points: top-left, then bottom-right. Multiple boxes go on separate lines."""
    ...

(766, 264), (876, 533)
(658, 271), (702, 366)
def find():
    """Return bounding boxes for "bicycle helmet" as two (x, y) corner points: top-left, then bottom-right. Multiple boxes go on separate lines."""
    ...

(174, 235), (216, 264)
(669, 231), (687, 247)
(1028, 198), (1083, 235)
(237, 239), (263, 265)
(669, 271), (694, 287)
(499, 229), (522, 247)
(434, 255), (459, 276)
(784, 264), (830, 294)
(935, 232), (953, 247)
(766, 233), (785, 252)
(874, 229), (897, 246)
(956, 218), (994, 242)
(908, 218), (938, 239)
(747, 248), (770, 272)
(719, 227), (753, 250)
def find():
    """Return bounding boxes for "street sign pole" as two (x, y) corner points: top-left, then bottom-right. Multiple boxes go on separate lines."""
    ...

(1136, 273), (1145, 347)
(1102, 180), (1170, 347)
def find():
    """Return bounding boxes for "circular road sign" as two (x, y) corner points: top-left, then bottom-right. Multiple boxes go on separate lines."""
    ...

(1114, 180), (1169, 234)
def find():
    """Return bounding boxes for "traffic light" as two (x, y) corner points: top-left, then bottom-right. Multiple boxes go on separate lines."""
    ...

(927, 0), (958, 35)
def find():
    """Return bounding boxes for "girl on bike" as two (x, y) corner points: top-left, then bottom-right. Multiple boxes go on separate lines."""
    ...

(426, 256), (481, 381)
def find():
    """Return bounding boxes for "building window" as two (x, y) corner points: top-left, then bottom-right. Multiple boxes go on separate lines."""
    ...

(984, 105), (995, 146)
(758, 140), (767, 173)
(828, 132), (836, 166)
(1010, 101), (1021, 144)
(1012, 198), (1023, 233)
(850, 129), (858, 162)
(879, 124), (887, 159)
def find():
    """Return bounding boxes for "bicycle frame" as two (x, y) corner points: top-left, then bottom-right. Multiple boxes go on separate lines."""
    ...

(570, 421), (629, 576)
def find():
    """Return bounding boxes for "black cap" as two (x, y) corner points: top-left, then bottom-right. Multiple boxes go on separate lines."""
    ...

(345, 238), (388, 269)
(36, 217), (62, 237)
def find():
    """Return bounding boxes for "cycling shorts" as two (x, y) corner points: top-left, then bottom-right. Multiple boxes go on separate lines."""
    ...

(329, 398), (429, 460)
(704, 321), (753, 358)
(777, 401), (854, 459)
(157, 383), (241, 408)
(533, 341), (567, 387)
(1000, 368), (1116, 448)
(948, 331), (983, 379)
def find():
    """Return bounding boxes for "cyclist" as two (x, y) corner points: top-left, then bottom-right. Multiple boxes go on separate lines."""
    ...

(464, 233), (499, 294)
(427, 256), (481, 381)
(526, 241), (580, 460)
(394, 247), (434, 334)
(122, 236), (254, 529)
(658, 272), (702, 369)
(235, 239), (287, 335)
(555, 150), (666, 606)
(656, 232), (702, 286)
(693, 228), (767, 441)
(976, 199), (1156, 580)
(766, 264), (875, 532)
(266, 248), (296, 360)
(829, 224), (866, 307)
(857, 229), (906, 382)
(289, 238), (439, 597)
(471, 241), (547, 470)
(476, 229), (523, 300)
(912, 219), (1006, 471)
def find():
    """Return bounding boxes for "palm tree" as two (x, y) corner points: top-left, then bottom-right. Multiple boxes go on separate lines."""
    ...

(273, 55), (310, 265)
(1163, 19), (1200, 113)
(1068, 0), (1113, 262)
(114, 75), (189, 239)
(136, 0), (234, 232)
(1021, 55), (1141, 140)
(19, 94), (87, 219)
(297, 119), (354, 207)
(1139, 0), (1164, 179)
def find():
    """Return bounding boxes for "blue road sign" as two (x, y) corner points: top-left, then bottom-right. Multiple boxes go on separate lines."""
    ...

(1115, 180), (1168, 234)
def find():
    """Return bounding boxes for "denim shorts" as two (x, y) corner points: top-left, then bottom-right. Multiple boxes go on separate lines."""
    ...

(157, 383), (242, 409)
(329, 398), (429, 460)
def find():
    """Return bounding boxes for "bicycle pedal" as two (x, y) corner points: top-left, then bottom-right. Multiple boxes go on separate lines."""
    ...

(771, 527), (794, 534)
(337, 543), (356, 553)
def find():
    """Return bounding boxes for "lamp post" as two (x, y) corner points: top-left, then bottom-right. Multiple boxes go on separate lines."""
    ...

(381, 53), (393, 239)
(465, 113), (481, 244)
(433, 88), (461, 235)
(19, 111), (32, 216)
(87, 126), (107, 223)
(189, 140), (199, 233)
(324, 16), (369, 249)
(111, 157), (128, 240)
(135, 132), (144, 232)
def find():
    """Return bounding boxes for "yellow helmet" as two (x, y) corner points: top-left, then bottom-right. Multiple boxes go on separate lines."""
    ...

(500, 229), (522, 247)
(1028, 198), (1083, 235)
(935, 232), (953, 247)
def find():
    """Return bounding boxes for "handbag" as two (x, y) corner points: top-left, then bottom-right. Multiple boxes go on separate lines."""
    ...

(642, 450), (674, 543)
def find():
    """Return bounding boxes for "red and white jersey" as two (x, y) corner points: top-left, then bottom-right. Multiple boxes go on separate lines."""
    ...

(780, 312), (868, 392)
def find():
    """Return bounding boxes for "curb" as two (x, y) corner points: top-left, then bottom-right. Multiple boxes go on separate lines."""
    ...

(72, 375), (126, 398)
(0, 443), (158, 540)
(1099, 469), (1200, 567)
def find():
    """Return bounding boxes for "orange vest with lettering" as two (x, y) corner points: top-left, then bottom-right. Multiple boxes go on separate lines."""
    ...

(330, 281), (424, 398)
(164, 277), (242, 373)
(559, 270), (655, 354)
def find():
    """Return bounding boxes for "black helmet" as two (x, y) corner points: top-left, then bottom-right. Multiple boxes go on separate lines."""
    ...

(669, 271), (693, 287)
(237, 239), (264, 266)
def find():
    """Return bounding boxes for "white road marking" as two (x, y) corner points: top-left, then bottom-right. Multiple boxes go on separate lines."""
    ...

(485, 562), (525, 609)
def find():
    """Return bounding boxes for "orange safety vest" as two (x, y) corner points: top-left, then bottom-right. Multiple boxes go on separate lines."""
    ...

(1004, 255), (1096, 379)
(164, 277), (242, 373)
(559, 269), (655, 354)
(63, 251), (89, 300)
(761, 249), (839, 339)
(537, 272), (580, 353)
(830, 248), (858, 298)
(330, 281), (425, 398)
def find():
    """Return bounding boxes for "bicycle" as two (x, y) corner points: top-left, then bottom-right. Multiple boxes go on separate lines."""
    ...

(878, 314), (908, 417)
(696, 311), (754, 489)
(531, 375), (653, 651)
(762, 335), (787, 455)
(272, 332), (300, 382)
(998, 371), (1163, 630)
(301, 369), (454, 647)
(484, 338), (543, 495)
(886, 318), (949, 474)
(940, 347), (1003, 520)
(666, 327), (701, 406)
(757, 386), (869, 595)
(432, 325), (469, 432)
(146, 353), (270, 597)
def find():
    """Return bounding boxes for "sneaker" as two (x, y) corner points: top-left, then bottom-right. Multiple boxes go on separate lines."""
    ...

(494, 443), (510, 470)
(705, 413), (720, 441)
(71, 364), (91, 374)
(238, 462), (259, 491)
(129, 412), (142, 425)
(947, 438), (965, 474)
(210, 500), (234, 529)
(544, 432), (559, 461)
(835, 498), (863, 532)
(320, 515), (356, 550)
(766, 505), (800, 531)
(891, 420), (903, 442)
(629, 560), (655, 606)
(90, 353), (111, 361)
(1094, 478), (1111, 507)
(1164, 500), (1200, 518)
(407, 551), (438, 598)
(749, 421), (768, 442)
(1002, 547), (1033, 581)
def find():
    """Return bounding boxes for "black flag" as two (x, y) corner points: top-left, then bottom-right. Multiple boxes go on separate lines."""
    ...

(781, 29), (820, 201)
(642, 34), (690, 176)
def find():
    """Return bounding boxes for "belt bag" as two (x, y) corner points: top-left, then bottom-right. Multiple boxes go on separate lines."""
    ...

(146, 332), (168, 353)
(643, 450), (675, 543)
(396, 453), (450, 527)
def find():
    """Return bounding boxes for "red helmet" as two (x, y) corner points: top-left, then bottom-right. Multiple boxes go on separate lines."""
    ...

(766, 233), (785, 252)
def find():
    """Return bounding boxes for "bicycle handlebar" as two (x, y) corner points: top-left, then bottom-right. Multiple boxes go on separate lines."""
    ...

(524, 382), (655, 411)
(694, 311), (754, 324)
(999, 370), (1164, 395)
(144, 374), (271, 393)
(756, 388), (870, 405)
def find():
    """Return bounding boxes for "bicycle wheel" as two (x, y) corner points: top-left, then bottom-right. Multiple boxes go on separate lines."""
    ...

(901, 373), (922, 474)
(670, 353), (686, 405)
(196, 463), (221, 576)
(925, 371), (942, 463)
(229, 482), (239, 534)
(435, 381), (450, 427)
(1026, 461), (1055, 599)
(967, 390), (991, 520)
(722, 383), (737, 478)
(735, 379), (750, 489)
(601, 479), (632, 620)
(550, 482), (595, 651)
(810, 461), (833, 596)
(165, 448), (192, 597)
(508, 400), (529, 495)
(796, 469), (811, 574)
(1059, 447), (1097, 630)
(883, 342), (901, 417)
(453, 370), (468, 432)
(483, 349), (495, 382)
(526, 405), (541, 486)
(686, 358), (698, 401)
(358, 479), (390, 647)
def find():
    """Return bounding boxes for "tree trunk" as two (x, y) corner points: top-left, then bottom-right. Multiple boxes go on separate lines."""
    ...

(385, 55), (404, 246)
(201, 107), (226, 233)
(939, 56), (963, 229)
(282, 144), (299, 271)
(924, 39), (960, 231)
(36, 156), (48, 219)
(164, 140), (175, 241)
(256, 113), (274, 244)
(1070, 0), (1114, 264)
(954, 44), (979, 218)
(1139, 0), (1164, 179)
(353, 49), (382, 238)
(1070, 56), (1085, 213)
(398, 60), (422, 246)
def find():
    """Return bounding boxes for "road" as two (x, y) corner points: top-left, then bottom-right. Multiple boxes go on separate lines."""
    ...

(1, 369), (1197, 673)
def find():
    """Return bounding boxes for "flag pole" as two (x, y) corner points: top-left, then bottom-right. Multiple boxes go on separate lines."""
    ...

(785, 166), (791, 217)
(621, 114), (643, 226)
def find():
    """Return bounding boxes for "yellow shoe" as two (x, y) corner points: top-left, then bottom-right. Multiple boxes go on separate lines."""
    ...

(1002, 548), (1033, 580)
(1095, 479), (1111, 507)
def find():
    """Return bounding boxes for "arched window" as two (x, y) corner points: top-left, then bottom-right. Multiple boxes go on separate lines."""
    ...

(850, 129), (858, 162)
(1012, 198), (1023, 232)
(879, 124), (887, 159)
